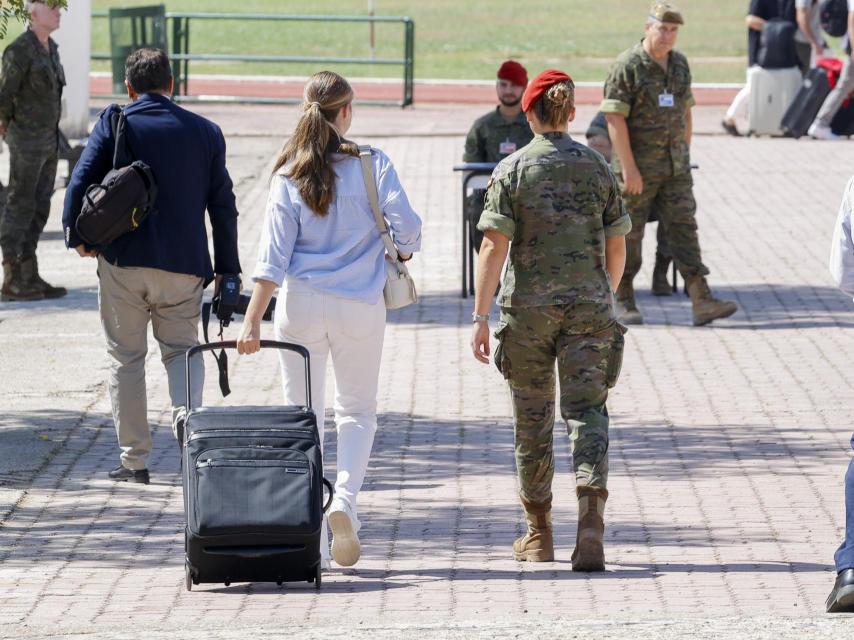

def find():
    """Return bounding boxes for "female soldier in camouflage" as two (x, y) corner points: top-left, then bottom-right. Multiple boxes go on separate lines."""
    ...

(471, 69), (631, 571)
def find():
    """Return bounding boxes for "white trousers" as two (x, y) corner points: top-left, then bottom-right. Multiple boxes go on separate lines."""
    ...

(725, 72), (752, 123)
(274, 278), (386, 558)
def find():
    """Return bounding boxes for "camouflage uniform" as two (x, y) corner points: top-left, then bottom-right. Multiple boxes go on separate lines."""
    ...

(0, 29), (64, 263)
(477, 131), (631, 506)
(600, 41), (708, 286)
(463, 108), (533, 251)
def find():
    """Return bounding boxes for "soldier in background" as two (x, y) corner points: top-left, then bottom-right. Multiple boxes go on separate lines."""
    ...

(602, 2), (736, 326)
(0, 0), (67, 301)
(471, 69), (630, 571)
(586, 111), (673, 296)
(463, 60), (533, 252)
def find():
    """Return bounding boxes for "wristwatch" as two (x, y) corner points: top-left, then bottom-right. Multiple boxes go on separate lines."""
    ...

(472, 313), (489, 323)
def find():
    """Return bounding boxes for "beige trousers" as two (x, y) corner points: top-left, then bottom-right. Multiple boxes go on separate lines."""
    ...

(98, 256), (204, 470)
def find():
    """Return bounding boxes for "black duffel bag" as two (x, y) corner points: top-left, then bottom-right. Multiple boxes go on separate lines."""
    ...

(757, 18), (799, 69)
(75, 107), (158, 247)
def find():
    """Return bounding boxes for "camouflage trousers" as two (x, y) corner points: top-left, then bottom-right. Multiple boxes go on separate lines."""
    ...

(494, 303), (626, 506)
(620, 171), (709, 284)
(0, 137), (58, 261)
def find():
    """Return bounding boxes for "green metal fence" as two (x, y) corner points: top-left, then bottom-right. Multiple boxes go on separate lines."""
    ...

(91, 11), (415, 107)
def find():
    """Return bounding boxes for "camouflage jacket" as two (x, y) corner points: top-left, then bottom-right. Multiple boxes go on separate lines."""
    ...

(600, 41), (695, 179)
(477, 131), (631, 308)
(463, 107), (534, 163)
(0, 29), (65, 142)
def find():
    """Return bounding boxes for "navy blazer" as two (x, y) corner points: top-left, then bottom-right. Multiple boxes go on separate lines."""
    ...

(62, 93), (241, 284)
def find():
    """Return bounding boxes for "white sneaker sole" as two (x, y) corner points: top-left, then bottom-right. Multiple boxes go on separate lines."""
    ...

(329, 510), (361, 567)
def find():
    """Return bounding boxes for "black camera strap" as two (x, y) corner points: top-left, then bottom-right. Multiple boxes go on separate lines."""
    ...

(201, 301), (231, 397)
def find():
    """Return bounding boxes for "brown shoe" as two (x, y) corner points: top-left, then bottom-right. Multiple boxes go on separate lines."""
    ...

(513, 498), (554, 562)
(686, 276), (737, 326)
(19, 255), (67, 299)
(615, 280), (643, 325)
(651, 253), (672, 296)
(571, 485), (608, 572)
(1, 258), (44, 301)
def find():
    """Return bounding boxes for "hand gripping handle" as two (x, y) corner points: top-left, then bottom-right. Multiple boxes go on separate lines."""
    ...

(184, 340), (312, 410)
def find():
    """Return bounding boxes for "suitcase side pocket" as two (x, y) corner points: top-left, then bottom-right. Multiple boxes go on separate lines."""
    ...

(191, 447), (319, 537)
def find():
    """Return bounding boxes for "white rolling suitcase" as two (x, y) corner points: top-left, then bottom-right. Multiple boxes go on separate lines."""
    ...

(747, 66), (803, 136)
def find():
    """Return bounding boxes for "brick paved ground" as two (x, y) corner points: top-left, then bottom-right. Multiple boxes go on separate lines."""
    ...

(1, 106), (854, 638)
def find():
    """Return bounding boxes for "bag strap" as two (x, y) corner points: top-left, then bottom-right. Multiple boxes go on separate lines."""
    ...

(111, 106), (136, 170)
(358, 145), (400, 262)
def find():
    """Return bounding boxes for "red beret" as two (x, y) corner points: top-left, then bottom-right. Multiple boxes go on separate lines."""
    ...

(497, 60), (528, 87)
(521, 69), (573, 113)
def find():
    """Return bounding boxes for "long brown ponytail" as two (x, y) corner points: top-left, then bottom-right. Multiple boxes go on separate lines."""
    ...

(272, 71), (359, 216)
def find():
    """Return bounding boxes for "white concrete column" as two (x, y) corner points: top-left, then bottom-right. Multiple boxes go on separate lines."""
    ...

(54, 0), (91, 138)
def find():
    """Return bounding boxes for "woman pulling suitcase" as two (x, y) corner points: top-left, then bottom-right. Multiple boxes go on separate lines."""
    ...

(237, 71), (422, 569)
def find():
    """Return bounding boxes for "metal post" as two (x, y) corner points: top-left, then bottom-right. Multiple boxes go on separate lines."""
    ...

(402, 19), (414, 107)
(368, 0), (375, 60)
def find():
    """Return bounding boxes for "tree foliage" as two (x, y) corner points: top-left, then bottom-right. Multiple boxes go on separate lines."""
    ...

(0, 1), (68, 39)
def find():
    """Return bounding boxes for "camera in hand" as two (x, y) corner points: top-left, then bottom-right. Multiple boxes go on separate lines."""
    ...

(212, 273), (275, 327)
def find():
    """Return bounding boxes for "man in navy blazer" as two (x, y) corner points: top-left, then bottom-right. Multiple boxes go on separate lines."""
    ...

(63, 48), (241, 484)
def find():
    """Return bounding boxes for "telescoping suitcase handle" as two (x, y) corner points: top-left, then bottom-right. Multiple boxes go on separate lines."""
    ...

(185, 340), (312, 411)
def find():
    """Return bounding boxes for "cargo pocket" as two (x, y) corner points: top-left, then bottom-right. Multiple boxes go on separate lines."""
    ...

(493, 322), (511, 379)
(605, 322), (628, 388)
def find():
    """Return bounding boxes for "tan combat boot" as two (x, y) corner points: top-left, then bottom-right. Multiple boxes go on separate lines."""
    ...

(19, 255), (67, 299)
(571, 485), (608, 572)
(651, 253), (672, 297)
(513, 498), (554, 562)
(615, 279), (643, 325)
(686, 276), (737, 326)
(1, 258), (43, 301)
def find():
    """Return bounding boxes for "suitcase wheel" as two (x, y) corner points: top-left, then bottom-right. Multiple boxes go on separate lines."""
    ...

(224, 579), (231, 587)
(315, 565), (322, 590)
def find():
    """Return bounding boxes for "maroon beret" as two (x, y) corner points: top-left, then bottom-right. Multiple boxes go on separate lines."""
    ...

(497, 60), (528, 87)
(521, 69), (573, 113)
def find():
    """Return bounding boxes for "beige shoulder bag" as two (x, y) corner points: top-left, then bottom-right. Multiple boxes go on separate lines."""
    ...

(358, 145), (418, 310)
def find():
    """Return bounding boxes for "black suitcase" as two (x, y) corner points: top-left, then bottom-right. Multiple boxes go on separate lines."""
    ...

(831, 97), (854, 136)
(781, 67), (831, 138)
(182, 340), (332, 591)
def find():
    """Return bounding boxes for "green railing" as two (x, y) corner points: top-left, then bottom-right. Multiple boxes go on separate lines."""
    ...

(91, 11), (415, 107)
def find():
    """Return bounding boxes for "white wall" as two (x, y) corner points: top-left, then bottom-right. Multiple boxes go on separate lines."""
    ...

(54, 0), (91, 138)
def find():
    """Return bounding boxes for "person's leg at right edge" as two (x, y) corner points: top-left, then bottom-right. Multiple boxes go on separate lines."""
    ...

(97, 257), (153, 483)
(827, 437), (854, 613)
(325, 293), (386, 567)
(615, 178), (659, 325)
(810, 56), (854, 140)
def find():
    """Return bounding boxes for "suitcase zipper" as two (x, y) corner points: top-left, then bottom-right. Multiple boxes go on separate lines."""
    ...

(186, 428), (317, 444)
(196, 458), (309, 472)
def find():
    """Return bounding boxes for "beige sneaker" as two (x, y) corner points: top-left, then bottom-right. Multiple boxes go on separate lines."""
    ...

(329, 500), (361, 567)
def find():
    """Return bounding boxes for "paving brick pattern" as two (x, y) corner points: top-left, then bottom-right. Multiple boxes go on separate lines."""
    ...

(1, 115), (854, 637)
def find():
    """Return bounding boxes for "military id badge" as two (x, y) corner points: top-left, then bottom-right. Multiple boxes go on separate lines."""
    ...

(499, 140), (517, 155)
(659, 92), (674, 108)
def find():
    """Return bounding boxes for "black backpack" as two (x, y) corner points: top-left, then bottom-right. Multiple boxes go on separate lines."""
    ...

(75, 107), (158, 247)
(820, 0), (849, 37)
(757, 19), (799, 69)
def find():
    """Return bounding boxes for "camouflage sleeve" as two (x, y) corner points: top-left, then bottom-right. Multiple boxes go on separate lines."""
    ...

(463, 121), (485, 162)
(476, 172), (515, 240)
(602, 167), (632, 238)
(0, 46), (25, 124)
(600, 60), (633, 117)
(685, 66), (696, 110)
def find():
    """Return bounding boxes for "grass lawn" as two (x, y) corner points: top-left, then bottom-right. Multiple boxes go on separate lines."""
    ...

(2, 1), (840, 83)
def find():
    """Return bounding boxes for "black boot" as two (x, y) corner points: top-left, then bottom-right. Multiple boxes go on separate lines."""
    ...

(19, 254), (67, 299)
(651, 253), (672, 296)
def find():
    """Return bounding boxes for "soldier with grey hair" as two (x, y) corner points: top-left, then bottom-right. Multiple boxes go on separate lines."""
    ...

(471, 69), (630, 571)
(0, 0), (66, 301)
(602, 1), (737, 326)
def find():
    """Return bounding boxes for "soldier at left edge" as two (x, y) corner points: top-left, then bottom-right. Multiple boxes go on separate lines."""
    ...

(0, 0), (67, 301)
